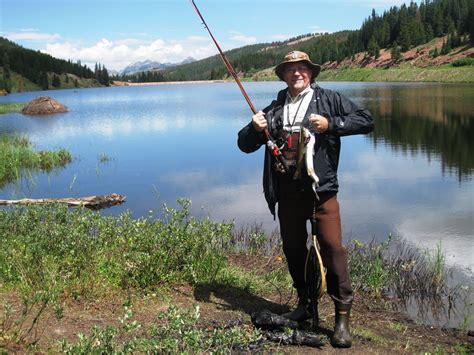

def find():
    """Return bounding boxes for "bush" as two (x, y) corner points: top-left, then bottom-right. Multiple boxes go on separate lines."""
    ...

(451, 57), (474, 67)
(0, 200), (232, 299)
(60, 305), (261, 353)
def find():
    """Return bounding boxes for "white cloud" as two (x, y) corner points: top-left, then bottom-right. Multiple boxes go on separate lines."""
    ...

(5, 31), (61, 42)
(269, 34), (291, 41)
(308, 26), (333, 34)
(228, 31), (257, 45)
(40, 36), (218, 71)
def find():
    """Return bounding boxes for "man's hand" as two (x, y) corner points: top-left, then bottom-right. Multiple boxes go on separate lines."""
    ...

(309, 114), (329, 133)
(252, 111), (267, 132)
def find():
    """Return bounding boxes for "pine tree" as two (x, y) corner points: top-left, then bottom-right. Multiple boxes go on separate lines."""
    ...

(391, 41), (402, 61)
(469, 0), (474, 43)
(368, 36), (380, 58)
(39, 71), (49, 90)
(2, 53), (12, 93)
(101, 65), (110, 86)
(52, 74), (61, 88)
(398, 8), (412, 51)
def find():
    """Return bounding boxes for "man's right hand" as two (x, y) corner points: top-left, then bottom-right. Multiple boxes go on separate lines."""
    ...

(252, 111), (267, 132)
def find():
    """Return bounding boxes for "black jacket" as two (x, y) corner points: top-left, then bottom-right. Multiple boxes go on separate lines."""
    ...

(237, 83), (374, 217)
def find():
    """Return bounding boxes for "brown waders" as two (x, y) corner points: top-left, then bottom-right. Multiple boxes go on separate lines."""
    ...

(278, 175), (353, 347)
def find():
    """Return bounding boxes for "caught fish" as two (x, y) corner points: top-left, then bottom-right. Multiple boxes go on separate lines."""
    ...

(294, 128), (319, 198)
(293, 128), (309, 180)
(304, 128), (319, 197)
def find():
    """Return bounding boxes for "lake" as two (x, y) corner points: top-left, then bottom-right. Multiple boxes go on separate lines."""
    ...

(0, 82), (473, 270)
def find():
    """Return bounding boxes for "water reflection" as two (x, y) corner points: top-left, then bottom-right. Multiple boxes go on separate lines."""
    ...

(362, 83), (474, 180)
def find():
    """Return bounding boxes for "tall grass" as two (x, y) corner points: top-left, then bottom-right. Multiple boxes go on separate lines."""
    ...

(317, 65), (474, 83)
(0, 103), (24, 114)
(347, 236), (469, 325)
(0, 201), (470, 351)
(0, 200), (232, 298)
(0, 135), (72, 188)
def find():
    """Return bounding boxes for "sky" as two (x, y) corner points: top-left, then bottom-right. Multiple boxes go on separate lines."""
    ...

(1, 0), (413, 72)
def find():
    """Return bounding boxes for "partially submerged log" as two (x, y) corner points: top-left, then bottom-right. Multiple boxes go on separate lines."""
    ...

(22, 96), (68, 115)
(0, 193), (125, 210)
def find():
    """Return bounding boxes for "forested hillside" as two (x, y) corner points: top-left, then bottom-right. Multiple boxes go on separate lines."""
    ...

(1, 0), (473, 91)
(0, 37), (110, 94)
(147, 0), (473, 83)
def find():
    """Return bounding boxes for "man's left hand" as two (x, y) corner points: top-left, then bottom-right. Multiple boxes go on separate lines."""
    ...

(309, 114), (329, 133)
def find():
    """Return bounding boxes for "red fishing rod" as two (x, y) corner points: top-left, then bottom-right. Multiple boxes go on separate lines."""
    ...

(189, 0), (289, 172)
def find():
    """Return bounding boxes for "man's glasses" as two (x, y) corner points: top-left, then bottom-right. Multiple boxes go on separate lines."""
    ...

(284, 66), (311, 74)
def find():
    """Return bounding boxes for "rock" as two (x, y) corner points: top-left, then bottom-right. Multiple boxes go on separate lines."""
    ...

(22, 96), (68, 115)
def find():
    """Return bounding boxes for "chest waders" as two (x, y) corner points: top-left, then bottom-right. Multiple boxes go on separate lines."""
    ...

(301, 128), (327, 330)
(305, 205), (327, 330)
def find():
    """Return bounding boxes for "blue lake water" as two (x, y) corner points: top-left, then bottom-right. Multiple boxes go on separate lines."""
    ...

(0, 82), (473, 276)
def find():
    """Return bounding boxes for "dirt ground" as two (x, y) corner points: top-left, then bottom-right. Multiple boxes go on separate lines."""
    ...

(1, 254), (472, 353)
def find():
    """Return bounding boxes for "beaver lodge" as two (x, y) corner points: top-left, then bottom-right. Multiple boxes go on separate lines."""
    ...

(22, 96), (68, 115)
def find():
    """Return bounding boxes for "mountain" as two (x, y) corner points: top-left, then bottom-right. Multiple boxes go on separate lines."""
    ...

(121, 57), (195, 76)
(156, 0), (473, 82)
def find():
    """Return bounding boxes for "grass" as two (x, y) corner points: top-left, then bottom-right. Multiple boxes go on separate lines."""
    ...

(59, 305), (261, 353)
(0, 103), (24, 114)
(0, 201), (471, 352)
(317, 65), (474, 83)
(0, 135), (72, 188)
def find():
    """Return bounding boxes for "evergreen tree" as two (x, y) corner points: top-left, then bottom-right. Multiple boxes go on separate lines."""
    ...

(441, 38), (452, 55)
(39, 71), (49, 90)
(391, 41), (402, 61)
(470, 0), (474, 43)
(52, 74), (61, 88)
(368, 36), (380, 58)
(2, 52), (12, 93)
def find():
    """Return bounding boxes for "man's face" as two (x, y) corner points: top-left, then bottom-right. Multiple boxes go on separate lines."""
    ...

(282, 62), (312, 96)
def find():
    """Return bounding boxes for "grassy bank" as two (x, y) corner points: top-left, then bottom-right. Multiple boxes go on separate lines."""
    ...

(317, 65), (474, 83)
(0, 202), (472, 353)
(0, 103), (24, 114)
(0, 135), (72, 188)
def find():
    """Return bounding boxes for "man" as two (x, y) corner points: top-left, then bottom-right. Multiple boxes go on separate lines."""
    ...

(237, 51), (373, 348)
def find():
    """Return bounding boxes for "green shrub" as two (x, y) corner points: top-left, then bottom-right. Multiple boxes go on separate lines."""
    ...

(451, 57), (474, 67)
(0, 200), (232, 299)
(60, 305), (261, 353)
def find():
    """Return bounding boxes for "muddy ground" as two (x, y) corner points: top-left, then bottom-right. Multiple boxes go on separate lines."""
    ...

(1, 254), (472, 353)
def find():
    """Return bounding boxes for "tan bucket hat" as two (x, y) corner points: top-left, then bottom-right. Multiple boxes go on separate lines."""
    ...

(275, 50), (321, 81)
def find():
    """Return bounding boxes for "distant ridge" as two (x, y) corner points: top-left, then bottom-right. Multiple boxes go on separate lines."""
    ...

(120, 57), (195, 76)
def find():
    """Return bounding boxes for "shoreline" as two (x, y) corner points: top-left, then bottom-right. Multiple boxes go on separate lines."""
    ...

(111, 79), (229, 86)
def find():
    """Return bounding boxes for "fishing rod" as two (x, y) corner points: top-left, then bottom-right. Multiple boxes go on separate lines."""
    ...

(189, 0), (289, 172)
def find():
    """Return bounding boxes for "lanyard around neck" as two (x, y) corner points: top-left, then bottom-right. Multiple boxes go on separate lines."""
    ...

(286, 90), (309, 129)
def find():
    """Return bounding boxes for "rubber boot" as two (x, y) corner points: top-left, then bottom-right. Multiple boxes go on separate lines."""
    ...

(282, 288), (316, 322)
(331, 302), (352, 348)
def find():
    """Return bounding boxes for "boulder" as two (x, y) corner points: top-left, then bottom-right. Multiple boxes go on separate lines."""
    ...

(22, 96), (68, 115)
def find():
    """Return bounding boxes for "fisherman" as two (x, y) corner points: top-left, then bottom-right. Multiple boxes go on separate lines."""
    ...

(237, 51), (374, 348)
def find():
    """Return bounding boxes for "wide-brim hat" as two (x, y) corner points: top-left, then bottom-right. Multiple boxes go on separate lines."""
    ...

(275, 51), (321, 81)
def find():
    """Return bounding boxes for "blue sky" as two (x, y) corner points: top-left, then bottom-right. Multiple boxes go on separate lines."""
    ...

(1, 0), (412, 71)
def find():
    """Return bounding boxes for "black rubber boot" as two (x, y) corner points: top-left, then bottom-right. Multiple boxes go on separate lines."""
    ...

(331, 302), (352, 348)
(282, 288), (317, 322)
